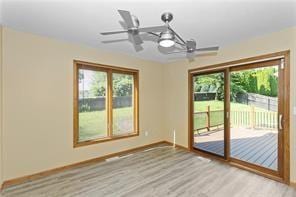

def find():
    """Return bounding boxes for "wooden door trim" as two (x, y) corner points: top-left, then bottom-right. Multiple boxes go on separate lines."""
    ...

(188, 72), (194, 152)
(229, 160), (285, 183)
(188, 50), (290, 184)
(229, 59), (281, 72)
(225, 68), (230, 161)
(188, 51), (289, 74)
(282, 52), (290, 184)
(228, 58), (284, 180)
(277, 58), (285, 181)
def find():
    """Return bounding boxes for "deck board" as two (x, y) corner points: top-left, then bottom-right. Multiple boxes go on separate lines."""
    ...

(261, 148), (277, 168)
(194, 128), (278, 170)
(243, 135), (276, 163)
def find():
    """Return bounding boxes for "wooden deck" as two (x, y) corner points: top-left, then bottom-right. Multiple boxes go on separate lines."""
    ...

(194, 128), (278, 170)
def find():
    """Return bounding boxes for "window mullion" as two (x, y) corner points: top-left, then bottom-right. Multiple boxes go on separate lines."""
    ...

(107, 70), (113, 137)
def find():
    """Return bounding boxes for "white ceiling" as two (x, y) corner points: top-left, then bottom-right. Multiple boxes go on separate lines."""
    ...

(1, 0), (296, 63)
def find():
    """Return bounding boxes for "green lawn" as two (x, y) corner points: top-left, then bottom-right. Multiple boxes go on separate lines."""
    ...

(79, 107), (133, 142)
(194, 100), (270, 131)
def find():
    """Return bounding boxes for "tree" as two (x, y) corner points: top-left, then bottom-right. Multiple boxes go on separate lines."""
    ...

(269, 74), (278, 97)
(194, 67), (278, 103)
(256, 68), (278, 97)
(89, 73), (133, 97)
(90, 72), (107, 97)
(112, 74), (133, 97)
(230, 73), (246, 102)
(194, 73), (224, 100)
(246, 72), (258, 93)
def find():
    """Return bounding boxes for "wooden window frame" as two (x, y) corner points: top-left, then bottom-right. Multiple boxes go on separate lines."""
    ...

(73, 60), (139, 148)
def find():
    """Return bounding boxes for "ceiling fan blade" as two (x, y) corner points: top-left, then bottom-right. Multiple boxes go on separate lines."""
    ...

(100, 30), (128, 35)
(166, 50), (188, 54)
(128, 34), (143, 52)
(195, 46), (219, 52)
(138, 25), (167, 33)
(102, 38), (129, 44)
(129, 34), (143, 45)
(118, 10), (134, 28)
(133, 43), (144, 52)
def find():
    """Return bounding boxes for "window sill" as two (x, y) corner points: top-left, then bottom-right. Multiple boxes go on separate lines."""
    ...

(74, 132), (139, 148)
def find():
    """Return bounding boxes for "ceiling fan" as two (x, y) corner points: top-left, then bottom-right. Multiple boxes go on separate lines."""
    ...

(166, 39), (219, 54)
(100, 10), (167, 46)
(101, 10), (219, 57)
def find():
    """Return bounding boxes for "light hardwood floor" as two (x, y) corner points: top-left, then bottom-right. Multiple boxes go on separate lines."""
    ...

(1, 144), (296, 197)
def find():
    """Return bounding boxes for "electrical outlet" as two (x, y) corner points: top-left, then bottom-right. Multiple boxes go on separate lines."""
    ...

(145, 131), (149, 136)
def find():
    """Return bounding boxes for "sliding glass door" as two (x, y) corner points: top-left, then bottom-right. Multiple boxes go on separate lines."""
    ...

(192, 71), (226, 157)
(229, 60), (282, 172)
(190, 57), (288, 180)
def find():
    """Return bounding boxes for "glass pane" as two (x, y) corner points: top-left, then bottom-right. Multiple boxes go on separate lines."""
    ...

(78, 69), (108, 142)
(193, 72), (225, 156)
(230, 65), (278, 170)
(112, 73), (134, 135)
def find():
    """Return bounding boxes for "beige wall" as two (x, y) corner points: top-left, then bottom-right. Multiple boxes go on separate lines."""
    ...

(2, 27), (165, 180)
(163, 27), (296, 182)
(0, 26), (3, 186)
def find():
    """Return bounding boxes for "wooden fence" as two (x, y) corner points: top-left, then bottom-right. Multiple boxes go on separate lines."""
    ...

(236, 93), (278, 112)
(194, 106), (278, 131)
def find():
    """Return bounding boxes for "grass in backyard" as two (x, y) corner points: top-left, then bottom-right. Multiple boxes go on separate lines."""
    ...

(193, 100), (271, 130)
(78, 107), (133, 142)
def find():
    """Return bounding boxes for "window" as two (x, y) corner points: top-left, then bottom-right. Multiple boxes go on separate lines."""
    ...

(74, 61), (139, 147)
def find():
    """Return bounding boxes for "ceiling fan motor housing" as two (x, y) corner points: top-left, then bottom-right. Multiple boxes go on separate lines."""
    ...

(186, 40), (197, 52)
(158, 29), (175, 47)
(159, 30), (175, 40)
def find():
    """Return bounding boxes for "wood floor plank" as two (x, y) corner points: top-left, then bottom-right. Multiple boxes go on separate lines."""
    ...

(1, 144), (295, 197)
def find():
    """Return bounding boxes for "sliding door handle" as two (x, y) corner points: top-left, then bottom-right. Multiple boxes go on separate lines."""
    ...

(279, 114), (283, 130)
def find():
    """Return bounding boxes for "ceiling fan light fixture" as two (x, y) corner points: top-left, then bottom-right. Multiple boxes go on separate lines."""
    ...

(159, 39), (175, 48)
(158, 30), (175, 48)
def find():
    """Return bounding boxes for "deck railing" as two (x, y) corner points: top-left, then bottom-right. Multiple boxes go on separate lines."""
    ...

(194, 106), (224, 131)
(231, 107), (278, 129)
(194, 106), (278, 131)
